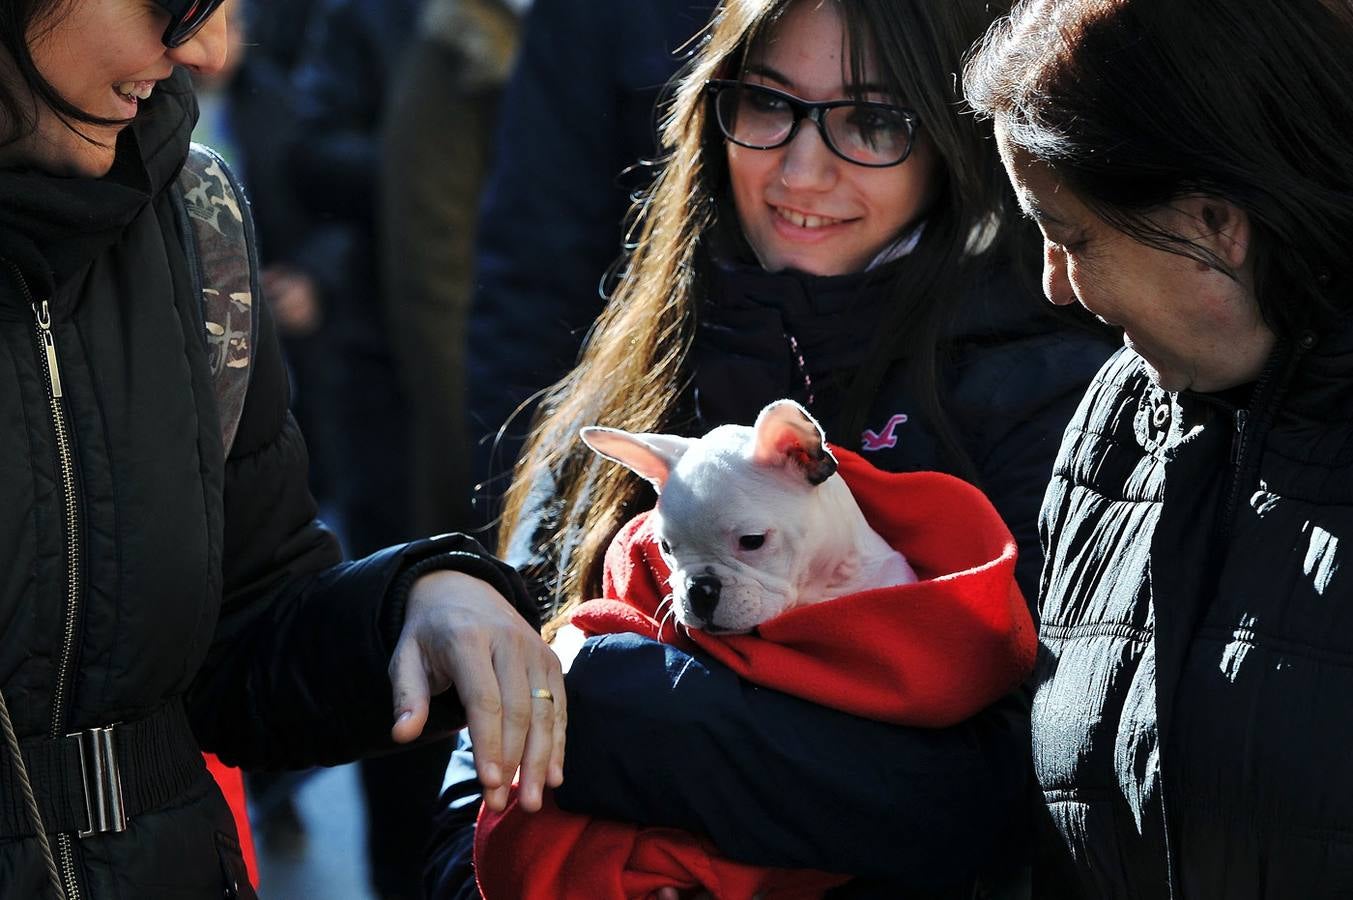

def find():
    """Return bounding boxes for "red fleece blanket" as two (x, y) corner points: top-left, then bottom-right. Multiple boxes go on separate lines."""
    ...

(476, 448), (1036, 900)
(204, 754), (257, 887)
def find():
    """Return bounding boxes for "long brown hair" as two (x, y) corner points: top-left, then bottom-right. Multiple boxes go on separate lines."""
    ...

(501, 0), (1028, 637)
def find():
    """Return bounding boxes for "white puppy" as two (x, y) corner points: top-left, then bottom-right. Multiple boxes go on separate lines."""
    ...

(580, 399), (917, 634)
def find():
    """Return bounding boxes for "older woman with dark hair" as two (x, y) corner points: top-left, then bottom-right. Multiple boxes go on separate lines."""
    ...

(965, 0), (1353, 897)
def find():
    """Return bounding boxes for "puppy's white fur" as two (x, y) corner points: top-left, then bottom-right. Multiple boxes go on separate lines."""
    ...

(581, 400), (917, 633)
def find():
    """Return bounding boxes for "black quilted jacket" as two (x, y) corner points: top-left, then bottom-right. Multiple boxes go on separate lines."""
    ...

(0, 73), (530, 898)
(1033, 311), (1353, 898)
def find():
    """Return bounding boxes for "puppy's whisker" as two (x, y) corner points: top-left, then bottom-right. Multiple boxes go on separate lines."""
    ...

(656, 599), (678, 641)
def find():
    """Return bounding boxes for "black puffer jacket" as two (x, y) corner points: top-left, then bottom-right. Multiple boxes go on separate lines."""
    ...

(0, 74), (530, 899)
(1033, 314), (1353, 898)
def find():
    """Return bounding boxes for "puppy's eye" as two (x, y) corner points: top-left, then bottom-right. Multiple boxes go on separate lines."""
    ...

(738, 534), (766, 551)
(659, 539), (672, 554)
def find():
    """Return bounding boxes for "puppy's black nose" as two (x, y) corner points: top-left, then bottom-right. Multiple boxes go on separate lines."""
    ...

(686, 575), (721, 620)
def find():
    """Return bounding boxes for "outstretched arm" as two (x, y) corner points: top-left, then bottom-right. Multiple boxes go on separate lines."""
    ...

(188, 296), (564, 807)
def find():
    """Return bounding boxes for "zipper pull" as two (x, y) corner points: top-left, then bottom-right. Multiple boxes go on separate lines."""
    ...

(32, 301), (64, 399)
(1230, 408), (1249, 466)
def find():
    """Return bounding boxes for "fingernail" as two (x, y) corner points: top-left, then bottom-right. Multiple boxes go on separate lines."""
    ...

(395, 710), (412, 725)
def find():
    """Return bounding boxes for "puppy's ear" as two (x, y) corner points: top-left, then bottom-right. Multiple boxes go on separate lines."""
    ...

(751, 400), (838, 486)
(580, 427), (692, 491)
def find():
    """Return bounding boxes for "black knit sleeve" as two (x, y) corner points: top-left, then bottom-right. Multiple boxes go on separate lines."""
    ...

(187, 296), (537, 769)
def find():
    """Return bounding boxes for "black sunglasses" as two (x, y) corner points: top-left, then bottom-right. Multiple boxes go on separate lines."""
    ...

(706, 79), (920, 168)
(155, 0), (227, 48)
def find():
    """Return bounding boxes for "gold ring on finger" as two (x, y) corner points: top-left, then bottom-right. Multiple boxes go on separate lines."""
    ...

(530, 687), (555, 702)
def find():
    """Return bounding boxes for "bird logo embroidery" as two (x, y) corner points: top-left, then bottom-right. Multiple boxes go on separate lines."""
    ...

(861, 413), (909, 451)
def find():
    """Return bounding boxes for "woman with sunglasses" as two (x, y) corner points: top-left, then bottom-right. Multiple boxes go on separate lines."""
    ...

(0, 3), (565, 898)
(426, 0), (1116, 896)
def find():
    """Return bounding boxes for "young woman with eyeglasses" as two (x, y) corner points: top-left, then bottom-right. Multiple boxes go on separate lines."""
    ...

(0, 2), (565, 897)
(426, 0), (1117, 896)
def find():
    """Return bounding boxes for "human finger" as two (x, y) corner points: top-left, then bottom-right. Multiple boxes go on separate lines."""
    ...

(453, 646), (509, 809)
(514, 659), (563, 812)
(488, 640), (533, 804)
(546, 663), (567, 788)
(388, 635), (430, 744)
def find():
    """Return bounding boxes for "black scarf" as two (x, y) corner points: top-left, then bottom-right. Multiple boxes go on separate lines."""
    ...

(692, 244), (916, 431)
(0, 70), (197, 310)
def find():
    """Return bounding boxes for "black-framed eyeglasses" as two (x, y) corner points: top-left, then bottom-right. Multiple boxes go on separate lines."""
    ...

(706, 79), (920, 168)
(155, 0), (226, 48)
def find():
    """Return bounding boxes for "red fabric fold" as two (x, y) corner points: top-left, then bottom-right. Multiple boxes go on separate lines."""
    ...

(476, 448), (1036, 899)
(582, 448), (1036, 727)
(480, 793), (837, 900)
(204, 754), (258, 887)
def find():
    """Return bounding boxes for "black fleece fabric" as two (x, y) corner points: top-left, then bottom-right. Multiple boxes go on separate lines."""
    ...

(0, 71), (534, 899)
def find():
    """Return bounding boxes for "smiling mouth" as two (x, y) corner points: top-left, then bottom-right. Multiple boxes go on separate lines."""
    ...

(772, 205), (849, 229)
(113, 81), (156, 106)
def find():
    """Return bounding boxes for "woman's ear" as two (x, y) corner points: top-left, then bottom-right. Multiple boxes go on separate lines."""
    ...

(1178, 194), (1252, 271)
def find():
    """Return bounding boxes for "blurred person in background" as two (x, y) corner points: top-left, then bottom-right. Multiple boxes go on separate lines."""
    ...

(287, 1), (456, 897)
(226, 0), (341, 520)
(464, 0), (716, 537)
(288, 0), (421, 557)
(381, 0), (524, 543)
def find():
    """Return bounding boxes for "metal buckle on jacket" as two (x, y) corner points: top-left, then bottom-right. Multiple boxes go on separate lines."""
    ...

(70, 724), (127, 837)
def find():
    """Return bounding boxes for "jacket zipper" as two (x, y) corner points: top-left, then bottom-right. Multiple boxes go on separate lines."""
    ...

(1217, 337), (1303, 542)
(1161, 334), (1313, 897)
(1216, 405), (1252, 537)
(31, 295), (85, 900)
(1152, 394), (1255, 900)
(1229, 408), (1249, 467)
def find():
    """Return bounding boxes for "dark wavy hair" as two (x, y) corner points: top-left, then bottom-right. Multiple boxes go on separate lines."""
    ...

(1, 0), (132, 148)
(964, 0), (1353, 338)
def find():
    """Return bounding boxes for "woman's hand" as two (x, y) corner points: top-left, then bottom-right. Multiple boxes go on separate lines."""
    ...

(388, 570), (566, 812)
